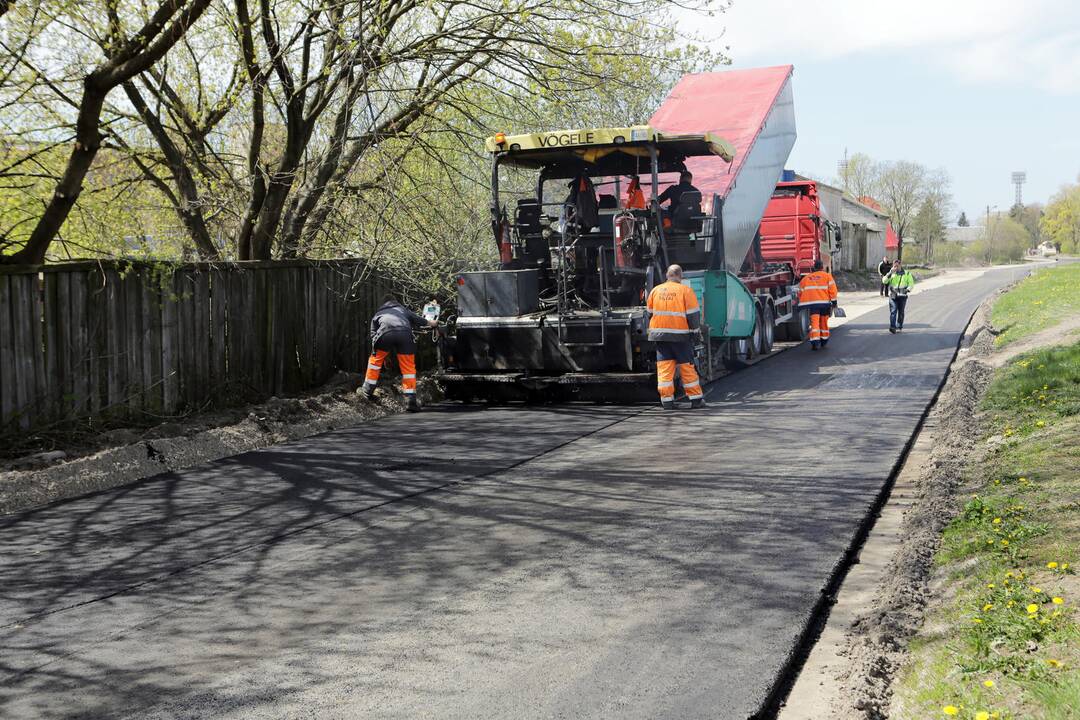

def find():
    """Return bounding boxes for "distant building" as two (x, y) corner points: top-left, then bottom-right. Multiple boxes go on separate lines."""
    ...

(945, 226), (983, 245)
(806, 178), (896, 270)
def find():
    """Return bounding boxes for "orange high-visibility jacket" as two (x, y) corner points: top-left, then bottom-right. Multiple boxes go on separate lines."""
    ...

(647, 281), (701, 342)
(798, 270), (838, 310)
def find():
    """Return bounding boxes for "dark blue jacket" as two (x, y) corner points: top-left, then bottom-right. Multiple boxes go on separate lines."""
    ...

(370, 301), (426, 345)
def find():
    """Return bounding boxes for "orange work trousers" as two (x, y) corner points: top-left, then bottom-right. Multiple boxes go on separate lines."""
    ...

(809, 312), (830, 344)
(364, 350), (416, 395)
(655, 341), (702, 403)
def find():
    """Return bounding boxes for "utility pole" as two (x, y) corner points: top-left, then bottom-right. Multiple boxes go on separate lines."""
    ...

(837, 148), (849, 192)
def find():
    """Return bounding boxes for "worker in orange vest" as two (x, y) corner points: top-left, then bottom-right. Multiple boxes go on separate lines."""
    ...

(798, 259), (839, 351)
(625, 175), (646, 210)
(361, 293), (438, 411)
(646, 264), (705, 410)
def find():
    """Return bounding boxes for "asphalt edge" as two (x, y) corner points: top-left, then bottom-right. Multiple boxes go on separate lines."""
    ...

(752, 295), (993, 720)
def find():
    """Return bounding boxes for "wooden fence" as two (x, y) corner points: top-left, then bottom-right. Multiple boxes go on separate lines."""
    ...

(0, 260), (391, 436)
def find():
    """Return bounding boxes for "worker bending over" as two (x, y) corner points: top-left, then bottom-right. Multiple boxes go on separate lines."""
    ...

(646, 264), (705, 410)
(798, 259), (839, 351)
(361, 293), (438, 412)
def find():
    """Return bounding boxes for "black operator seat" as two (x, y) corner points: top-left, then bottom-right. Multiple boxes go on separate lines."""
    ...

(515, 198), (542, 234)
(671, 191), (703, 233)
(515, 198), (550, 268)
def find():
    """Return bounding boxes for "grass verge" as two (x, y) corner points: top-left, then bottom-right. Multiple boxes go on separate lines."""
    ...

(892, 341), (1080, 720)
(991, 264), (1080, 347)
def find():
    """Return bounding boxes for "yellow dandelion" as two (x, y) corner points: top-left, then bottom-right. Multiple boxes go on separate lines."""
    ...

(1052, 597), (1064, 605)
(1063, 563), (1070, 570)
(975, 712), (990, 720)
(1031, 587), (1042, 594)
(987, 583), (995, 589)
(992, 517), (1002, 524)
(1006, 572), (1014, 578)
(973, 618), (983, 624)
(983, 603), (994, 612)
(982, 680), (995, 688)
(943, 706), (959, 716)
(1047, 561), (1058, 569)
(1018, 477), (1027, 482)
(1035, 420), (1045, 428)
(1027, 604), (1039, 614)
(987, 539), (995, 545)
(1001, 540), (1009, 547)
(1047, 659), (1062, 668)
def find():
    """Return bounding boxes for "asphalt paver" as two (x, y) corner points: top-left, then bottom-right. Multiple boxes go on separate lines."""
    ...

(0, 266), (1030, 719)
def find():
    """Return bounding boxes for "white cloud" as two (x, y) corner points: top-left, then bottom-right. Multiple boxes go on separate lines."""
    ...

(698, 0), (1080, 94)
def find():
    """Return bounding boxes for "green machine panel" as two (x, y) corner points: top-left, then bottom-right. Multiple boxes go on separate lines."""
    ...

(683, 270), (756, 339)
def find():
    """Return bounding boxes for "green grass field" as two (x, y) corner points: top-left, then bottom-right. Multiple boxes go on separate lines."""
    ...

(991, 264), (1080, 347)
(893, 341), (1080, 719)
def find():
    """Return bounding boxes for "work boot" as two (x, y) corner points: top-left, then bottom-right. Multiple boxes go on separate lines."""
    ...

(660, 399), (676, 411)
(820, 339), (828, 349)
(360, 383), (376, 401)
(810, 342), (819, 351)
(690, 398), (706, 409)
(889, 327), (897, 334)
(406, 396), (420, 413)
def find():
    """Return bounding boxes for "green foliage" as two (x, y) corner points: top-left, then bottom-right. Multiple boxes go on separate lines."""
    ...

(894, 341), (1080, 720)
(1041, 180), (1080, 255)
(0, 142), (185, 259)
(990, 264), (1080, 346)
(968, 215), (1032, 265)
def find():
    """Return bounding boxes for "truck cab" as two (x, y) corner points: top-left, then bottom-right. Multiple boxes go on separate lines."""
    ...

(758, 180), (840, 277)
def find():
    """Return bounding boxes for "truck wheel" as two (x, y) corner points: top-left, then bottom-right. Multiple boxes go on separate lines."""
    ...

(750, 303), (765, 356)
(759, 302), (775, 354)
(724, 338), (750, 370)
(784, 308), (810, 341)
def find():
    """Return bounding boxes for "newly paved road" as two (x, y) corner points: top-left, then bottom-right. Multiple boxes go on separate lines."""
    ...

(0, 266), (1029, 719)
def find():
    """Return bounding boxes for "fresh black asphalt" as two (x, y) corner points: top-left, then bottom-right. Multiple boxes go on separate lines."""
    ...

(0, 266), (1031, 719)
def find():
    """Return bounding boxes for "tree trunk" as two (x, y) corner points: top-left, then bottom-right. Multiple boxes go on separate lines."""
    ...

(6, 80), (107, 264)
(123, 82), (220, 260)
(1, 0), (214, 265)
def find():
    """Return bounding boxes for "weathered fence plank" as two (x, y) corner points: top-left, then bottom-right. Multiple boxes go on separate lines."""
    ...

(161, 273), (180, 414)
(0, 275), (15, 428)
(1, 260), (386, 438)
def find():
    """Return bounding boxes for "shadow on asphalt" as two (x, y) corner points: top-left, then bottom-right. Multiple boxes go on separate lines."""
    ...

(0, 291), (990, 717)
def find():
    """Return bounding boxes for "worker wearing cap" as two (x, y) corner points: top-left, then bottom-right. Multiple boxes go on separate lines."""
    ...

(798, 259), (839, 351)
(361, 293), (438, 412)
(646, 264), (705, 410)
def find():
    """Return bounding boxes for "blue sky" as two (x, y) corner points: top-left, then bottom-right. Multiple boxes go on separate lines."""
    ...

(683, 0), (1080, 224)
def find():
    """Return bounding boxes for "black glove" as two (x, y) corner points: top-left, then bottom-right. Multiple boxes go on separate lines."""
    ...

(831, 300), (838, 307)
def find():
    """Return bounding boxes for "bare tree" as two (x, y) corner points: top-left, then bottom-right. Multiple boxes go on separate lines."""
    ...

(875, 160), (927, 261)
(837, 151), (879, 199)
(3, 0), (216, 265)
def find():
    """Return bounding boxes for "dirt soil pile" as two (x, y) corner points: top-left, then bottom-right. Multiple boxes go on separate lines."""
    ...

(0, 374), (441, 515)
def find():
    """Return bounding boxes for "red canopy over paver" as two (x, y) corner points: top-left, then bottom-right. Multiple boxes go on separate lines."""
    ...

(649, 65), (795, 200)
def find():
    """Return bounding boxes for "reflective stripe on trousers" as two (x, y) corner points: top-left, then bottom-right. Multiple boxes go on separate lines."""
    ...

(809, 312), (830, 342)
(656, 359), (703, 400)
(365, 350), (417, 393)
